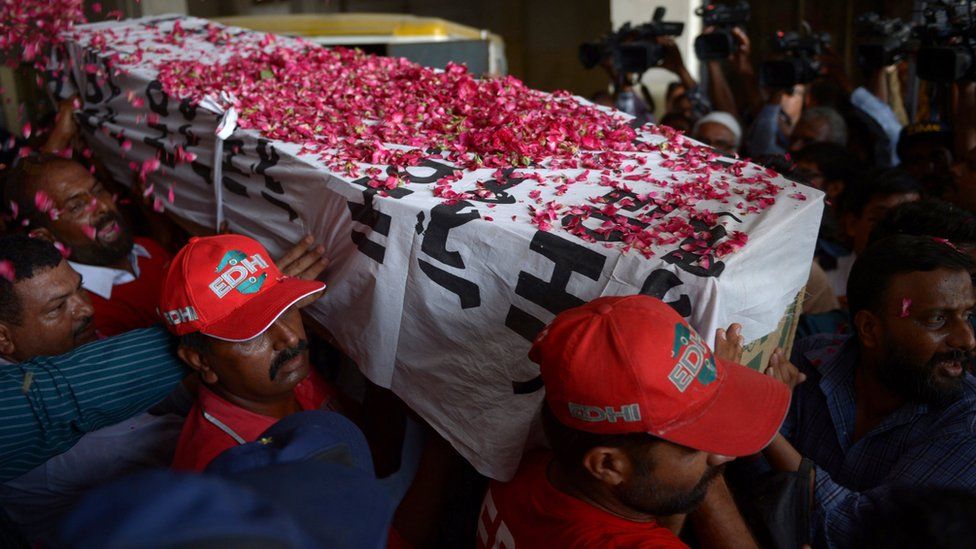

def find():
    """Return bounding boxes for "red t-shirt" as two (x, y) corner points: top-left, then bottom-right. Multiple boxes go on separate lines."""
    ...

(84, 237), (171, 337)
(477, 452), (688, 549)
(171, 369), (336, 472)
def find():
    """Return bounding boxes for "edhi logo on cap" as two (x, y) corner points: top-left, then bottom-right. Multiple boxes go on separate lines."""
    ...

(210, 250), (269, 298)
(668, 324), (717, 393)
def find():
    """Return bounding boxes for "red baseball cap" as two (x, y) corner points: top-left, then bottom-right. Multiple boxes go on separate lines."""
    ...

(158, 235), (326, 341)
(530, 295), (790, 457)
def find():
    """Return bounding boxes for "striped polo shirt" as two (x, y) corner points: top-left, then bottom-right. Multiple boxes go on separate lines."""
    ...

(0, 326), (185, 482)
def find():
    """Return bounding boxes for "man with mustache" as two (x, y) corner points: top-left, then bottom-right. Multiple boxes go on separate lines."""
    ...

(761, 235), (976, 547)
(0, 234), (97, 362)
(478, 296), (791, 548)
(4, 154), (170, 337)
(0, 233), (184, 545)
(161, 234), (335, 471)
(0, 232), (331, 544)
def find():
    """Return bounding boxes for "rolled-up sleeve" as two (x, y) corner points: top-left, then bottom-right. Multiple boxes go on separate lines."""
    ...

(0, 327), (184, 482)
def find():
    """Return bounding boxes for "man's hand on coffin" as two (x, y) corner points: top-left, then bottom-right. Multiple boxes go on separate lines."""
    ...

(275, 234), (329, 282)
(276, 235), (328, 310)
(713, 323), (744, 363)
(763, 348), (807, 390)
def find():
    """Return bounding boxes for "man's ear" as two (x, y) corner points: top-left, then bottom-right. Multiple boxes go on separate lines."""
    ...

(581, 446), (629, 486)
(853, 309), (882, 350)
(177, 345), (218, 385)
(0, 324), (17, 361)
(27, 227), (56, 243)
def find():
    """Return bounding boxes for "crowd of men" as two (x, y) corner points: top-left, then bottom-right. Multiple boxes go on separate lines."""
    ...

(0, 18), (974, 549)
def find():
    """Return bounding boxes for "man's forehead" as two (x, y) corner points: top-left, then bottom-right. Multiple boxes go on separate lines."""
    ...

(14, 261), (77, 304)
(887, 269), (976, 309)
(30, 161), (95, 198)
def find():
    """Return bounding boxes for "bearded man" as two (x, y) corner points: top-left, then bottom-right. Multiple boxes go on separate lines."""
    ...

(761, 234), (976, 548)
(478, 296), (793, 548)
(4, 155), (169, 336)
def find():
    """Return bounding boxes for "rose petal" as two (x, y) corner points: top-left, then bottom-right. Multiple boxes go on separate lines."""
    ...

(0, 260), (14, 282)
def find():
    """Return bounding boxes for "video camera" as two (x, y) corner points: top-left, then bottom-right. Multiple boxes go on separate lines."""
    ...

(855, 13), (913, 72)
(694, 1), (751, 61)
(579, 7), (685, 76)
(759, 30), (831, 89)
(914, 0), (976, 81)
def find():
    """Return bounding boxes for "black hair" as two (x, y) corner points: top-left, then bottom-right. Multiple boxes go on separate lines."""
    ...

(792, 142), (861, 187)
(180, 331), (212, 356)
(755, 154), (794, 175)
(858, 486), (976, 548)
(870, 199), (976, 246)
(839, 168), (922, 217)
(0, 234), (65, 325)
(540, 402), (661, 477)
(847, 234), (974, 318)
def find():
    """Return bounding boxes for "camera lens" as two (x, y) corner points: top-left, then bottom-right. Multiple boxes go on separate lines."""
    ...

(695, 32), (735, 61)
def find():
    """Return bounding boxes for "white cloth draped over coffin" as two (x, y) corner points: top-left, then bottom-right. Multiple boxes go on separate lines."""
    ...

(60, 15), (823, 480)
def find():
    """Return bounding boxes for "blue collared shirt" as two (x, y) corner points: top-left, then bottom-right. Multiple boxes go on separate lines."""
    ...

(0, 326), (184, 482)
(787, 334), (976, 548)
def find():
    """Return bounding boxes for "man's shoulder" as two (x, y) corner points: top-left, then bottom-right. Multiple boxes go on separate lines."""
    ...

(492, 450), (549, 492)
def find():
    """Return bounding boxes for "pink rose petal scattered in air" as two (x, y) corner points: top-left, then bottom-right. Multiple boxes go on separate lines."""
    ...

(932, 237), (960, 252)
(0, 0), (87, 72)
(900, 298), (911, 318)
(53, 241), (71, 259)
(81, 225), (96, 240)
(0, 260), (14, 282)
(34, 190), (53, 213)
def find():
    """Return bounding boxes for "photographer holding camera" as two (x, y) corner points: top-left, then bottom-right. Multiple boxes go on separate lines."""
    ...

(693, 2), (763, 125)
(745, 33), (903, 168)
(580, 7), (714, 126)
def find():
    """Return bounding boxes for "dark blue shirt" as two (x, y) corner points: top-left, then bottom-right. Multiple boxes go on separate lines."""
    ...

(787, 334), (976, 547)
